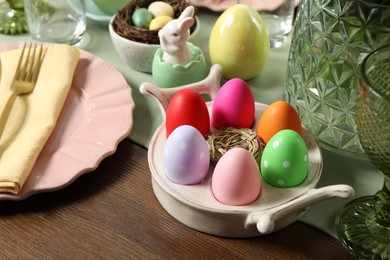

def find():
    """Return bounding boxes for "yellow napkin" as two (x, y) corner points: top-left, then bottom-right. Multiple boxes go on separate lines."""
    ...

(0, 44), (80, 194)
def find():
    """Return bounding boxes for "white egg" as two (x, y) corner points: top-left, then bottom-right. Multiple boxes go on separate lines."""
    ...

(148, 1), (174, 18)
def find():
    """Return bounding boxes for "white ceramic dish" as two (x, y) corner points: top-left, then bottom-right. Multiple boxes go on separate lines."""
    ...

(140, 64), (354, 237)
(0, 42), (135, 201)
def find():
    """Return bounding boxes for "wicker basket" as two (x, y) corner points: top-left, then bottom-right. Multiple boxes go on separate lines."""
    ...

(112, 0), (197, 44)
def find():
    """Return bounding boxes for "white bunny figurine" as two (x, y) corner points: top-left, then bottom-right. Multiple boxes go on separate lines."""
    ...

(158, 6), (195, 65)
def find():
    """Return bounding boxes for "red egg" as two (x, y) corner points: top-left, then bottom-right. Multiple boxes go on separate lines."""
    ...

(211, 78), (255, 129)
(166, 89), (210, 137)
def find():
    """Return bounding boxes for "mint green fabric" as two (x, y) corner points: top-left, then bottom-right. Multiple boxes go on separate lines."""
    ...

(0, 9), (381, 237)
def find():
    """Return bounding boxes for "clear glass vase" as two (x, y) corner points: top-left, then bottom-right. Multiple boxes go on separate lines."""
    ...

(283, 0), (390, 159)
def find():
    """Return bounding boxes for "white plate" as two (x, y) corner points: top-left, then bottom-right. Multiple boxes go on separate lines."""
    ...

(0, 42), (135, 201)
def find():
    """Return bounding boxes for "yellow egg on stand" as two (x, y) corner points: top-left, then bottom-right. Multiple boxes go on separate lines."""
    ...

(209, 4), (270, 80)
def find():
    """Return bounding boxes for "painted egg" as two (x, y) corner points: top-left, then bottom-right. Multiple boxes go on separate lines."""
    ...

(212, 148), (261, 206)
(132, 8), (153, 28)
(148, 1), (174, 18)
(209, 4), (269, 80)
(257, 101), (302, 144)
(149, 16), (173, 30)
(164, 125), (210, 185)
(211, 78), (255, 129)
(166, 89), (210, 138)
(260, 130), (309, 188)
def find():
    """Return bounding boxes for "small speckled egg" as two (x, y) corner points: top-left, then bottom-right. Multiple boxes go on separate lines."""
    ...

(257, 101), (302, 145)
(211, 78), (255, 129)
(212, 148), (261, 206)
(149, 16), (173, 30)
(261, 130), (309, 188)
(164, 125), (210, 185)
(148, 1), (174, 18)
(132, 8), (153, 28)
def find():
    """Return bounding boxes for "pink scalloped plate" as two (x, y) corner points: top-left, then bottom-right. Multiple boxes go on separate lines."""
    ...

(0, 42), (135, 201)
(188, 0), (299, 12)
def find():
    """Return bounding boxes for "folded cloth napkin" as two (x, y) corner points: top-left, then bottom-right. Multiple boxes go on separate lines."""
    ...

(0, 44), (80, 194)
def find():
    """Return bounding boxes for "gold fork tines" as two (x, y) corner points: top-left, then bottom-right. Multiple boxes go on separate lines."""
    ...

(0, 42), (44, 141)
(12, 42), (43, 93)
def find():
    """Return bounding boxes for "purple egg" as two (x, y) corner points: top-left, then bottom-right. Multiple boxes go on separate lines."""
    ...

(164, 125), (210, 185)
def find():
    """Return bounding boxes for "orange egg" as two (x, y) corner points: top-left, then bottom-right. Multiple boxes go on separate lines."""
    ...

(257, 101), (302, 144)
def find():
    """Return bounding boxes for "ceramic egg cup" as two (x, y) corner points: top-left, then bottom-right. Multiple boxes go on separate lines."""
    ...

(140, 64), (354, 237)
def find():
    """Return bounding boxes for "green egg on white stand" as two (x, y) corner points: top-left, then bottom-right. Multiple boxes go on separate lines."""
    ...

(152, 6), (207, 88)
(261, 129), (309, 188)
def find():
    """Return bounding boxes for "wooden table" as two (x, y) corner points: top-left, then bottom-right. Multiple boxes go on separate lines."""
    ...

(0, 139), (353, 259)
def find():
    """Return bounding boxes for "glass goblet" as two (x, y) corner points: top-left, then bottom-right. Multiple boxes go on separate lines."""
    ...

(335, 44), (390, 259)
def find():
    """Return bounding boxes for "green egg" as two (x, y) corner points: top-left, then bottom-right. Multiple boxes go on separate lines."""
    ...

(132, 8), (153, 28)
(260, 129), (309, 188)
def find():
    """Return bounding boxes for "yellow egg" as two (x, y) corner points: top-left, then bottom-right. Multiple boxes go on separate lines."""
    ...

(209, 4), (270, 80)
(149, 16), (173, 30)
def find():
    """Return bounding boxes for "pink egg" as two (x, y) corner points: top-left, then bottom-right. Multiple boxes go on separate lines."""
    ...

(211, 148), (261, 206)
(211, 78), (255, 129)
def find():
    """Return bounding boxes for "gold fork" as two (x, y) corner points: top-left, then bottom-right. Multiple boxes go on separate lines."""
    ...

(0, 42), (44, 140)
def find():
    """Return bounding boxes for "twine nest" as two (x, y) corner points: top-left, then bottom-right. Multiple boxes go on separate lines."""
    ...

(112, 0), (197, 44)
(207, 127), (265, 166)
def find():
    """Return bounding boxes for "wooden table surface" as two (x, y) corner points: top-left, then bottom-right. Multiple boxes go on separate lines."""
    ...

(0, 139), (353, 259)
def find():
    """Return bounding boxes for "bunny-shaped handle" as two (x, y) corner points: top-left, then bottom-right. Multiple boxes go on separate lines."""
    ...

(158, 6), (195, 65)
(140, 64), (223, 119)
